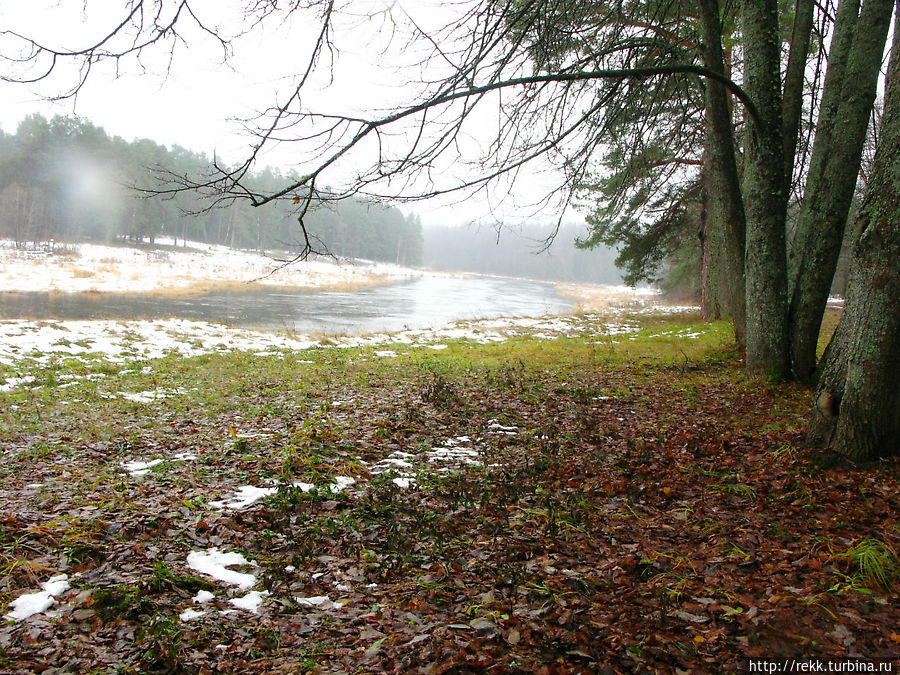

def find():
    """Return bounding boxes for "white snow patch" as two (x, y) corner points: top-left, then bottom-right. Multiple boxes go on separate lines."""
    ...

(193, 590), (215, 603)
(186, 549), (257, 590)
(121, 452), (197, 477)
(0, 318), (320, 368)
(179, 608), (206, 621)
(329, 476), (356, 493)
(428, 445), (481, 465)
(487, 421), (518, 433)
(121, 458), (165, 477)
(295, 595), (344, 610)
(229, 590), (270, 613)
(295, 595), (330, 607)
(209, 485), (278, 510)
(4, 574), (70, 621)
(118, 387), (189, 403)
(0, 375), (36, 392)
(377, 458), (414, 469)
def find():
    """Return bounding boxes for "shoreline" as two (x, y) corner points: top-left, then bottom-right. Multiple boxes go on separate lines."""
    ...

(0, 239), (418, 295)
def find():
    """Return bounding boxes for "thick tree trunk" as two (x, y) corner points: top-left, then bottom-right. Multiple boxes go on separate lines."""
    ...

(788, 0), (893, 383)
(781, 0), (815, 197)
(699, 0), (747, 344)
(699, 172), (723, 320)
(809, 21), (900, 460)
(741, 0), (791, 379)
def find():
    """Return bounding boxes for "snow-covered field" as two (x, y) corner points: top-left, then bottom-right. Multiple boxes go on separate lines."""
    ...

(0, 239), (420, 294)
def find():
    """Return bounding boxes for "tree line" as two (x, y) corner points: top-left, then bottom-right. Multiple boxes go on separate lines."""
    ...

(0, 114), (423, 266)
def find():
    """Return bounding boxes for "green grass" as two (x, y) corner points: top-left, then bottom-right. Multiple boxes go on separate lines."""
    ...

(837, 539), (899, 591)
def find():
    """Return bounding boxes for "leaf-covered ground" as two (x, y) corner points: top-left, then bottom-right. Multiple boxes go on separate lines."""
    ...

(1, 312), (897, 673)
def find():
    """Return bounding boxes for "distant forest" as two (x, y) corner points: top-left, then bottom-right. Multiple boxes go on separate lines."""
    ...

(0, 114), (627, 284)
(0, 114), (423, 265)
(423, 223), (624, 285)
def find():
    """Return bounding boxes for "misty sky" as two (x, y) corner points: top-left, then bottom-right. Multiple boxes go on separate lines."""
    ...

(0, 1), (578, 227)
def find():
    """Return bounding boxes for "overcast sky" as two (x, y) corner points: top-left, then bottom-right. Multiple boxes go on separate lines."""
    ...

(0, 0), (579, 227)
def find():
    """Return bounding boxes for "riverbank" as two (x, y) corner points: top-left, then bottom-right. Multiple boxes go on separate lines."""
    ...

(0, 239), (420, 295)
(1, 239), (674, 311)
(0, 311), (896, 672)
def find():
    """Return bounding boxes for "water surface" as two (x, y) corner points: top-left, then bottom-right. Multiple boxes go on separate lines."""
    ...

(0, 275), (574, 334)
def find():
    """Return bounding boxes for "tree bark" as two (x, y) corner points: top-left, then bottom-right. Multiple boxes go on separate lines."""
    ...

(781, 0), (815, 198)
(699, 168), (723, 320)
(699, 0), (747, 344)
(809, 17), (900, 459)
(742, 0), (791, 379)
(788, 0), (893, 383)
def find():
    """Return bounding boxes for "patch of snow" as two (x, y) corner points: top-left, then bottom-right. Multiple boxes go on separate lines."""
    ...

(118, 387), (189, 403)
(122, 458), (165, 477)
(179, 608), (206, 621)
(4, 574), (70, 621)
(487, 421), (518, 433)
(329, 476), (356, 493)
(295, 595), (344, 610)
(295, 595), (330, 607)
(0, 318), (321, 368)
(186, 549), (257, 590)
(229, 590), (270, 613)
(193, 590), (215, 603)
(0, 375), (36, 392)
(209, 485), (278, 510)
(428, 445), (481, 465)
(121, 452), (196, 477)
(377, 458), (414, 469)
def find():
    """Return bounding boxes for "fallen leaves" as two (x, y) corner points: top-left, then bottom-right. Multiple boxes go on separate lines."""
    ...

(0, 334), (897, 673)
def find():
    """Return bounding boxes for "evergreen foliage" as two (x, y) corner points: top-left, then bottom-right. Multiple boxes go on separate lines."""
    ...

(0, 114), (423, 265)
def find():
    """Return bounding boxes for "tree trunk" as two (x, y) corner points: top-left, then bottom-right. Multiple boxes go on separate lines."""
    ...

(788, 0), (894, 383)
(699, 170), (723, 319)
(809, 19), (900, 460)
(781, 0), (815, 197)
(741, 0), (791, 379)
(699, 0), (747, 344)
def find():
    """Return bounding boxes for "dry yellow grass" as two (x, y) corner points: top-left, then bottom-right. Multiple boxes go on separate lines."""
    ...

(555, 282), (659, 311)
